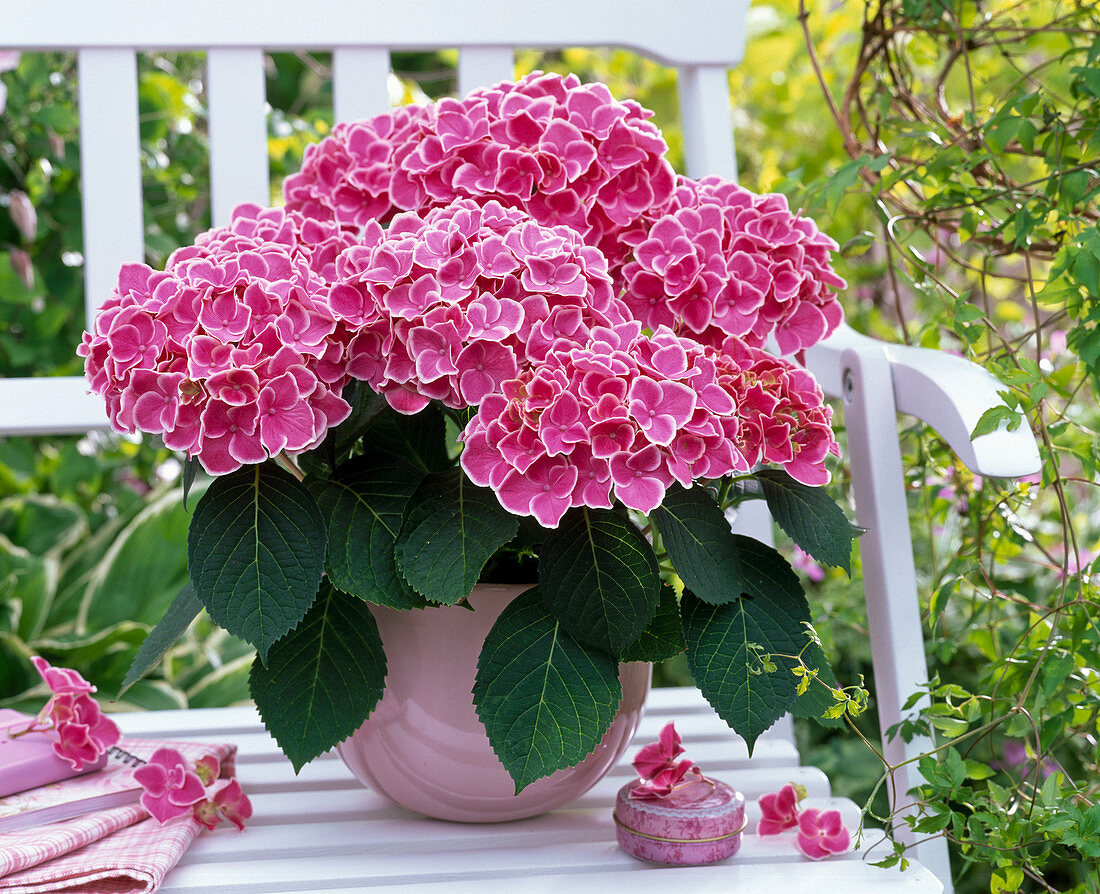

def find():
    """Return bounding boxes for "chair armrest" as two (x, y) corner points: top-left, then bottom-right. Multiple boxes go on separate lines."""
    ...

(804, 322), (1042, 479)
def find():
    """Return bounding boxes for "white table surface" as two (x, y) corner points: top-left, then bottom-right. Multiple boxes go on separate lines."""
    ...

(113, 687), (943, 894)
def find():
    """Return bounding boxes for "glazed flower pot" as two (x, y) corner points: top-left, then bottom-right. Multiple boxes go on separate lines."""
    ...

(337, 584), (650, 822)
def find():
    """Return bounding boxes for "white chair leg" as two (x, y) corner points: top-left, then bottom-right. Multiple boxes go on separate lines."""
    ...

(841, 345), (954, 893)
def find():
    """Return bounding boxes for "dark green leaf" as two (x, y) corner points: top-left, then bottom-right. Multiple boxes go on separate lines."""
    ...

(756, 469), (855, 574)
(394, 468), (518, 604)
(620, 585), (685, 662)
(652, 484), (744, 604)
(473, 587), (622, 792)
(251, 581), (387, 772)
(539, 507), (660, 654)
(182, 457), (200, 510)
(188, 463), (326, 663)
(118, 582), (203, 696)
(682, 586), (810, 754)
(311, 456), (426, 609)
(362, 403), (450, 475)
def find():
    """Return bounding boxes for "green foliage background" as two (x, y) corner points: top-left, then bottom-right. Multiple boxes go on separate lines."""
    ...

(2, 2), (1098, 889)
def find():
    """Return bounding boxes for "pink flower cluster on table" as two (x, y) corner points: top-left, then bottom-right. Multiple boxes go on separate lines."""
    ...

(134, 747), (252, 831)
(628, 722), (703, 800)
(79, 206), (354, 475)
(757, 782), (851, 860)
(29, 657), (120, 771)
(328, 198), (626, 414)
(621, 177), (845, 355)
(284, 72), (675, 273)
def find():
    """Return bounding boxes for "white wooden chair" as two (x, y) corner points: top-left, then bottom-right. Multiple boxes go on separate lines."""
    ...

(1, 2), (1041, 891)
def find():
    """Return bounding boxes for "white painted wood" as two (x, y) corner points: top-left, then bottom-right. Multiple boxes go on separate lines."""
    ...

(0, 0), (752, 68)
(805, 322), (1041, 478)
(333, 48), (392, 123)
(840, 345), (953, 887)
(110, 696), (942, 894)
(77, 48), (144, 324)
(457, 47), (515, 97)
(679, 64), (737, 180)
(0, 377), (110, 435)
(206, 48), (270, 226)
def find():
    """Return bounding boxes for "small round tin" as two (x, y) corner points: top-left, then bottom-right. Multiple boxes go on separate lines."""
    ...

(614, 778), (746, 865)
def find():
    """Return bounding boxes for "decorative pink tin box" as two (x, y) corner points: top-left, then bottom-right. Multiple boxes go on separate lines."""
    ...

(614, 777), (746, 865)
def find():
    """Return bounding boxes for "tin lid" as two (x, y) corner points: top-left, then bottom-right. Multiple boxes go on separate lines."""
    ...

(614, 778), (745, 843)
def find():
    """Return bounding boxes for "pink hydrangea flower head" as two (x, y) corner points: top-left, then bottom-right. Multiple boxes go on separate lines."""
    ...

(333, 198), (627, 414)
(285, 72), (674, 265)
(757, 782), (805, 835)
(461, 323), (763, 527)
(795, 807), (851, 859)
(47, 693), (121, 771)
(134, 747), (210, 824)
(621, 175), (845, 353)
(32, 657), (95, 696)
(80, 208), (353, 475)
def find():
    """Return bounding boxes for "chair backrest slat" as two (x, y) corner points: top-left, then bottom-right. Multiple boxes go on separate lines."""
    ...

(2, 0), (750, 67)
(457, 48), (516, 98)
(77, 48), (144, 320)
(678, 65), (737, 181)
(332, 48), (391, 124)
(206, 48), (270, 225)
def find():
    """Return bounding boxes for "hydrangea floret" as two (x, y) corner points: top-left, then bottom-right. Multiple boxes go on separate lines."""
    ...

(757, 783), (852, 860)
(134, 747), (253, 831)
(13, 657), (121, 771)
(86, 74), (857, 790)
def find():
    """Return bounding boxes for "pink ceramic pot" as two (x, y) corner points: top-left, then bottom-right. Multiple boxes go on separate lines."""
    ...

(337, 583), (650, 822)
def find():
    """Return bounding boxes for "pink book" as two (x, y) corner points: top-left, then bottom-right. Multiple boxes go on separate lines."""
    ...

(0, 709), (107, 799)
(0, 736), (235, 835)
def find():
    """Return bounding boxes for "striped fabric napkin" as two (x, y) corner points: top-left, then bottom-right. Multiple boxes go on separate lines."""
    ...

(0, 739), (237, 894)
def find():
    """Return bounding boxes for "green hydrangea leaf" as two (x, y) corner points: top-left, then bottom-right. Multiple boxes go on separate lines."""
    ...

(311, 456), (426, 610)
(620, 584), (685, 662)
(118, 581), (202, 696)
(756, 469), (855, 574)
(473, 587), (621, 793)
(654, 483), (805, 605)
(187, 463), (326, 663)
(539, 507), (660, 655)
(361, 403), (450, 475)
(251, 581), (387, 772)
(682, 579), (811, 755)
(394, 468), (518, 604)
(653, 483), (743, 604)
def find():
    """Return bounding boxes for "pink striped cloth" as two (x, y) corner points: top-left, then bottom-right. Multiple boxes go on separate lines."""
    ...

(0, 739), (237, 894)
